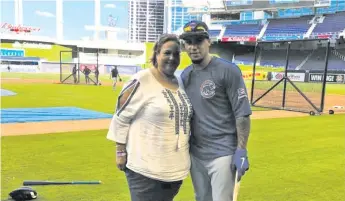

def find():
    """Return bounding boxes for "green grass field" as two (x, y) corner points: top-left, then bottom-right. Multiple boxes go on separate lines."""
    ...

(0, 81), (270, 112)
(2, 116), (344, 201)
(1, 72), (345, 201)
(245, 80), (345, 95)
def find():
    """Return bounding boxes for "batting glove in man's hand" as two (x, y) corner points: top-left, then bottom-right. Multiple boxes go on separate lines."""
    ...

(232, 149), (249, 182)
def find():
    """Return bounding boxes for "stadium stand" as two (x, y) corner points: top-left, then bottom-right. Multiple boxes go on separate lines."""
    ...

(223, 23), (263, 37)
(298, 48), (345, 71)
(312, 12), (345, 35)
(264, 15), (313, 36)
(259, 49), (313, 69)
(220, 10), (345, 72)
(234, 53), (255, 63)
(234, 47), (345, 71)
(209, 29), (221, 38)
(337, 48), (345, 55)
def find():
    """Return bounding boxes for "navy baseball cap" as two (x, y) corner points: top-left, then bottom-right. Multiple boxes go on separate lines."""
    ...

(179, 20), (210, 40)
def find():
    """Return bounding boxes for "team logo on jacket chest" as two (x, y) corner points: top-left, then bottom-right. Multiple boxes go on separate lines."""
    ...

(200, 80), (216, 98)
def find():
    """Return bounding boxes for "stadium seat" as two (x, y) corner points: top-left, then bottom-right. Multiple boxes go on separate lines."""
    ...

(312, 12), (345, 35)
(234, 53), (255, 63)
(299, 48), (345, 71)
(260, 49), (313, 69)
(338, 49), (345, 55)
(264, 16), (313, 36)
(223, 23), (262, 37)
(209, 29), (221, 38)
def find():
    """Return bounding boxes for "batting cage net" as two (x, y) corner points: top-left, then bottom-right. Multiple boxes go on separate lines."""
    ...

(250, 39), (330, 114)
(60, 51), (99, 85)
(60, 51), (78, 84)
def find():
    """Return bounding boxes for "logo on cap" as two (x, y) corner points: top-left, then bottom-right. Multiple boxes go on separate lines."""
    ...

(196, 26), (206, 32)
(183, 23), (206, 33)
(184, 26), (192, 32)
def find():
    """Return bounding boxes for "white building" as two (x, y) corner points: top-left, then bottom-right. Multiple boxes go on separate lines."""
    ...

(166, 0), (203, 34)
(128, 0), (165, 42)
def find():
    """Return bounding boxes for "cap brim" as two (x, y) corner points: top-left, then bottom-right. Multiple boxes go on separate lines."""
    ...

(179, 32), (209, 40)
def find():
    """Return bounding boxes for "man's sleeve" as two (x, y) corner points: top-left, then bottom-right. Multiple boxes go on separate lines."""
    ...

(180, 66), (192, 87)
(225, 65), (252, 118)
(106, 78), (144, 143)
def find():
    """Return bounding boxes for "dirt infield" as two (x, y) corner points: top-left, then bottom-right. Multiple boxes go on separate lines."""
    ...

(253, 89), (345, 112)
(1, 78), (123, 87)
(1, 119), (111, 136)
(1, 78), (343, 137)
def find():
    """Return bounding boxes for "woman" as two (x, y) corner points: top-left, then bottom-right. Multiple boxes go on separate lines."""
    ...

(106, 34), (193, 201)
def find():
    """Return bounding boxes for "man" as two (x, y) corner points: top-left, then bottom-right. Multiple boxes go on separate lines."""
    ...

(110, 66), (120, 90)
(179, 21), (252, 201)
(83, 66), (91, 84)
(72, 64), (77, 84)
(94, 67), (100, 85)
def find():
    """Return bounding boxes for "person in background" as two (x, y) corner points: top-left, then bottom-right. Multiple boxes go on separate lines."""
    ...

(179, 21), (252, 201)
(106, 34), (193, 201)
(83, 66), (91, 84)
(94, 67), (100, 85)
(110, 66), (119, 90)
(72, 64), (77, 84)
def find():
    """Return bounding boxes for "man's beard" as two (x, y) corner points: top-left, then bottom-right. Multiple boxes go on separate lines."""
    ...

(191, 58), (203, 64)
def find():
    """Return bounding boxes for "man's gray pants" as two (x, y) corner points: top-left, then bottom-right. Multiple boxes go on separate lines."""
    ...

(190, 154), (236, 201)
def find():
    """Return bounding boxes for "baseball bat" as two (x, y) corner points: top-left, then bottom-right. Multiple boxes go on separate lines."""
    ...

(23, 180), (102, 186)
(233, 172), (241, 201)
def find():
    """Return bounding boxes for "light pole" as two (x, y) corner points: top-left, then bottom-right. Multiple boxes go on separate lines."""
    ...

(56, 0), (63, 40)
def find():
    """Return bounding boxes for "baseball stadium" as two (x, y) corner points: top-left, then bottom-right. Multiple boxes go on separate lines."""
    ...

(1, 0), (345, 200)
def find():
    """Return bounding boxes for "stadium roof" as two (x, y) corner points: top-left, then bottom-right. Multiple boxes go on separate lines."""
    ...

(184, 0), (324, 14)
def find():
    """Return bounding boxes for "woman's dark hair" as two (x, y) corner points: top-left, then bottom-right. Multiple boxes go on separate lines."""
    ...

(150, 34), (181, 68)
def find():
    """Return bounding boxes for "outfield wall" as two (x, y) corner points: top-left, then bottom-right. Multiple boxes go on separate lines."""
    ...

(1, 62), (142, 75)
(244, 70), (345, 84)
(1, 41), (73, 62)
(0, 65), (39, 73)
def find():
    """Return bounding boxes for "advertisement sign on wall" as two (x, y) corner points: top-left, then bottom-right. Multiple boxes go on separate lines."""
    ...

(222, 36), (257, 42)
(79, 64), (98, 71)
(261, 35), (303, 41)
(12, 41), (52, 49)
(309, 73), (345, 83)
(1, 22), (40, 33)
(271, 72), (305, 82)
(242, 71), (268, 80)
(0, 48), (25, 57)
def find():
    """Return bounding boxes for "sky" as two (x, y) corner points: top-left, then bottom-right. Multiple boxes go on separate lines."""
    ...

(0, 0), (129, 41)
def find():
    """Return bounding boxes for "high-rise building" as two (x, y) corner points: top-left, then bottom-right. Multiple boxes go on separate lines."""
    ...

(128, 0), (165, 42)
(166, 0), (202, 34)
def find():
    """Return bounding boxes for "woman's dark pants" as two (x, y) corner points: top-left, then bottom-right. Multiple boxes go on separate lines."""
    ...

(125, 168), (183, 201)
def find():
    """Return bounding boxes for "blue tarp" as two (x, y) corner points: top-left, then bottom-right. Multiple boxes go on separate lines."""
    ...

(0, 107), (113, 124)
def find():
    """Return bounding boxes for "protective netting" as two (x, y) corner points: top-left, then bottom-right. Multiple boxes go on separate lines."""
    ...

(251, 39), (330, 113)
